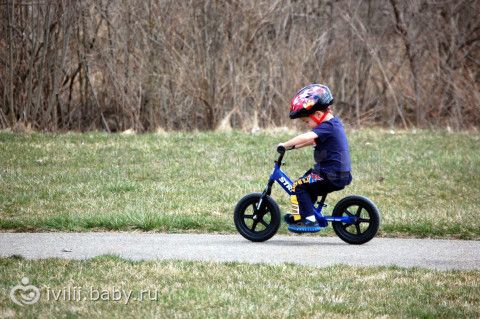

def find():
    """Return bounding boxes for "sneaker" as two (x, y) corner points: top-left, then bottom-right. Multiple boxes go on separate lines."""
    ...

(283, 213), (302, 225)
(288, 219), (322, 233)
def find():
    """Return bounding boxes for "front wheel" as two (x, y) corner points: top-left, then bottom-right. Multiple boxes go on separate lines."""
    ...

(332, 195), (380, 245)
(234, 193), (281, 242)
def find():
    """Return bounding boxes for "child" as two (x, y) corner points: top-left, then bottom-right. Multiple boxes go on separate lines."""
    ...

(278, 84), (352, 233)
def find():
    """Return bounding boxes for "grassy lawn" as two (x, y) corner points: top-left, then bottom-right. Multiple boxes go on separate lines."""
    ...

(1, 256), (479, 318)
(0, 129), (479, 239)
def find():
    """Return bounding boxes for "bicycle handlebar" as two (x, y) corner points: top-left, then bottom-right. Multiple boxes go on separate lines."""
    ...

(276, 145), (295, 164)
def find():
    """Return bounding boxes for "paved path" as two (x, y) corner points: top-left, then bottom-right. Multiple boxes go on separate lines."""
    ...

(1, 233), (479, 270)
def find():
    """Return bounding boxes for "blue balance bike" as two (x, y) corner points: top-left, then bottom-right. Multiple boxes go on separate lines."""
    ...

(234, 146), (380, 244)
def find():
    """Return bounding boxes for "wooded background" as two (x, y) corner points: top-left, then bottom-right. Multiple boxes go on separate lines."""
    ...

(1, 0), (479, 132)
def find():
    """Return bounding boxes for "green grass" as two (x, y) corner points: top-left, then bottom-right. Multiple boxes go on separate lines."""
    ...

(0, 256), (479, 318)
(0, 130), (479, 238)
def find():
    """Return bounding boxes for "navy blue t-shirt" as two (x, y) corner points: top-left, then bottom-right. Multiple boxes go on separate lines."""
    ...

(312, 117), (352, 187)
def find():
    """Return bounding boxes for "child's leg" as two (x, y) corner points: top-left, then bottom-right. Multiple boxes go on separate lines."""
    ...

(286, 169), (313, 221)
(293, 172), (341, 219)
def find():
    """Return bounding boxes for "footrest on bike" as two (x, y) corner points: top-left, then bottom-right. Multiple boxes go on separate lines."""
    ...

(287, 224), (324, 233)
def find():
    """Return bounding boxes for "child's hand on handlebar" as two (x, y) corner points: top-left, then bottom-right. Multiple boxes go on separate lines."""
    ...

(277, 143), (295, 149)
(277, 143), (295, 153)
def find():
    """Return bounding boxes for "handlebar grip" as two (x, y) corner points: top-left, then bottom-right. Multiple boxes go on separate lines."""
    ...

(277, 145), (286, 154)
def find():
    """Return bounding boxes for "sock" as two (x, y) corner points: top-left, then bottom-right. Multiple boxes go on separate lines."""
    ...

(306, 215), (316, 222)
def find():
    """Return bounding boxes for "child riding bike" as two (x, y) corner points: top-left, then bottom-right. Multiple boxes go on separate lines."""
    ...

(278, 84), (352, 233)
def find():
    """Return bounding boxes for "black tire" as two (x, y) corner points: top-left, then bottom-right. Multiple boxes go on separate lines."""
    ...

(332, 195), (380, 245)
(234, 193), (281, 242)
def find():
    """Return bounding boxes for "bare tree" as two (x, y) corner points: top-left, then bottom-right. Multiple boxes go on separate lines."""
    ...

(1, 0), (478, 131)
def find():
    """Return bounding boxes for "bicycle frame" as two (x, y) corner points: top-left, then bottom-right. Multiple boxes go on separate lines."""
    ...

(260, 156), (356, 226)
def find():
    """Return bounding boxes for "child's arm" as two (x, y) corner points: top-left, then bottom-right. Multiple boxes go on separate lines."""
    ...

(278, 132), (317, 150)
(295, 139), (316, 148)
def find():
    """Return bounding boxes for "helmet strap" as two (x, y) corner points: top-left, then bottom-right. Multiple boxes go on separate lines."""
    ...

(309, 109), (330, 125)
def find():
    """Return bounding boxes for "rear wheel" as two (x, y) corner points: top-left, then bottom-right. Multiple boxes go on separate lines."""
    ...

(332, 195), (380, 245)
(234, 193), (281, 242)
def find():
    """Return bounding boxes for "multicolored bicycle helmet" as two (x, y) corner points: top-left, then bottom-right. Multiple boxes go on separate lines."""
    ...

(289, 84), (334, 119)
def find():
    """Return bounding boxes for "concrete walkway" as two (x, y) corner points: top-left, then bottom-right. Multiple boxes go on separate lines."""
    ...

(1, 232), (479, 271)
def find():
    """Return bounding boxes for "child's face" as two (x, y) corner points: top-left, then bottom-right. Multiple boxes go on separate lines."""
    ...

(300, 116), (319, 129)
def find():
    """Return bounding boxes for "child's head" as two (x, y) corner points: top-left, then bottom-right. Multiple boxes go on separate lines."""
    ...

(289, 84), (333, 125)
